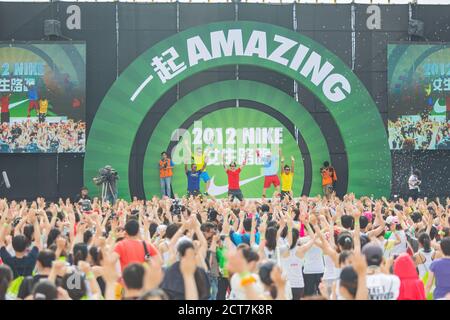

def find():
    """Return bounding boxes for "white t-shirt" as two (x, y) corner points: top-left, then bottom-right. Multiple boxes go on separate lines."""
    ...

(390, 230), (408, 256)
(229, 272), (292, 300)
(417, 249), (435, 279)
(303, 245), (325, 274)
(408, 174), (421, 190)
(281, 249), (304, 288)
(322, 255), (338, 280)
(366, 273), (400, 300)
(229, 273), (265, 300)
(264, 239), (289, 265)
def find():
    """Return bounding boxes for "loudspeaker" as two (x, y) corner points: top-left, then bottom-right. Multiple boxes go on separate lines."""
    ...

(44, 19), (62, 37)
(408, 19), (424, 38)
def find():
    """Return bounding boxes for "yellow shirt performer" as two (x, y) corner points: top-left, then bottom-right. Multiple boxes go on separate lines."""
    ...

(192, 146), (211, 195)
(38, 98), (48, 123)
(280, 155), (295, 200)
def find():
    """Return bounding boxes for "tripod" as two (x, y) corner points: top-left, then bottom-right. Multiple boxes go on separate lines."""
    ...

(101, 181), (117, 205)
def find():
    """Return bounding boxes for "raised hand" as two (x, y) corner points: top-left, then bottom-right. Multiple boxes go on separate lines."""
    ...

(180, 248), (197, 277)
(351, 252), (368, 275)
(270, 266), (287, 290)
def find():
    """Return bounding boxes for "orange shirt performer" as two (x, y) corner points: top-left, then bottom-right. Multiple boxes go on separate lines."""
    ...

(159, 151), (174, 198)
(320, 161), (337, 199)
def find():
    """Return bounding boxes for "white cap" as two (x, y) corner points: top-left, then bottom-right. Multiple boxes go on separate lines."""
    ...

(386, 216), (399, 225)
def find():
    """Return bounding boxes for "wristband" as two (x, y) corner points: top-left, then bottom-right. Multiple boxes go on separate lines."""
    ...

(354, 221), (360, 227)
(86, 272), (95, 280)
(3, 223), (9, 227)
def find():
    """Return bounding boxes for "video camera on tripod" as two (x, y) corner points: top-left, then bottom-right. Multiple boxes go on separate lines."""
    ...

(93, 165), (119, 204)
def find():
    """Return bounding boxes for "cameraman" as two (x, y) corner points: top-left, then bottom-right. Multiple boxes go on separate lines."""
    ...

(105, 167), (119, 205)
(93, 165), (119, 205)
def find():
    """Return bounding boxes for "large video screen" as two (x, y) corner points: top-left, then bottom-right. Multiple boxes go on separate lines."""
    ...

(388, 43), (450, 150)
(0, 42), (86, 153)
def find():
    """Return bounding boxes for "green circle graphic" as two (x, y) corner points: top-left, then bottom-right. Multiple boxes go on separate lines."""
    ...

(85, 21), (391, 199)
(153, 107), (304, 198)
(143, 80), (329, 197)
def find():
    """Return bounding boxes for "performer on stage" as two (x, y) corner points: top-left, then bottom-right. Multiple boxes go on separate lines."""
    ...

(260, 149), (281, 198)
(27, 85), (39, 118)
(321, 161), (337, 199)
(408, 169), (422, 200)
(185, 161), (206, 197)
(159, 151), (174, 198)
(38, 96), (48, 123)
(223, 154), (247, 202)
(280, 154), (295, 200)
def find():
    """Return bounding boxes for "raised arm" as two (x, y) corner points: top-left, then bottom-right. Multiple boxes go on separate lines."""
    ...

(32, 211), (42, 250)
(239, 155), (248, 170)
(296, 233), (317, 259)
(353, 209), (361, 255)
(367, 202), (385, 238)
(291, 156), (295, 174)
(193, 216), (208, 263)
(250, 214), (257, 247)
(352, 253), (368, 300)
(180, 249), (199, 300)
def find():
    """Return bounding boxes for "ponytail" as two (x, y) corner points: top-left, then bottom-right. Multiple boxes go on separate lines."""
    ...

(269, 284), (277, 299)
(418, 233), (431, 253)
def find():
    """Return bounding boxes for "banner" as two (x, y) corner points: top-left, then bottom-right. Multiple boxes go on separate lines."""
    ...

(0, 42), (86, 153)
(388, 43), (450, 150)
(85, 21), (391, 199)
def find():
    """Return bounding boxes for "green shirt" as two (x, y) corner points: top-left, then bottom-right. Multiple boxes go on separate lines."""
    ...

(216, 246), (228, 278)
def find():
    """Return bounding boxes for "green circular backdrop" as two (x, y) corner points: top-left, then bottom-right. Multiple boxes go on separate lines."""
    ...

(84, 21), (391, 199)
(143, 80), (330, 197)
(153, 107), (304, 198)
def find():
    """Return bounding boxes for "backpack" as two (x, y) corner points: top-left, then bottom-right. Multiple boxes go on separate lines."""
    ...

(7, 276), (25, 299)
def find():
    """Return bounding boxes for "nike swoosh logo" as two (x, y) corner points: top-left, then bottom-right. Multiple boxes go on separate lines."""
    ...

(209, 175), (263, 196)
(8, 99), (29, 110)
(433, 99), (446, 114)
